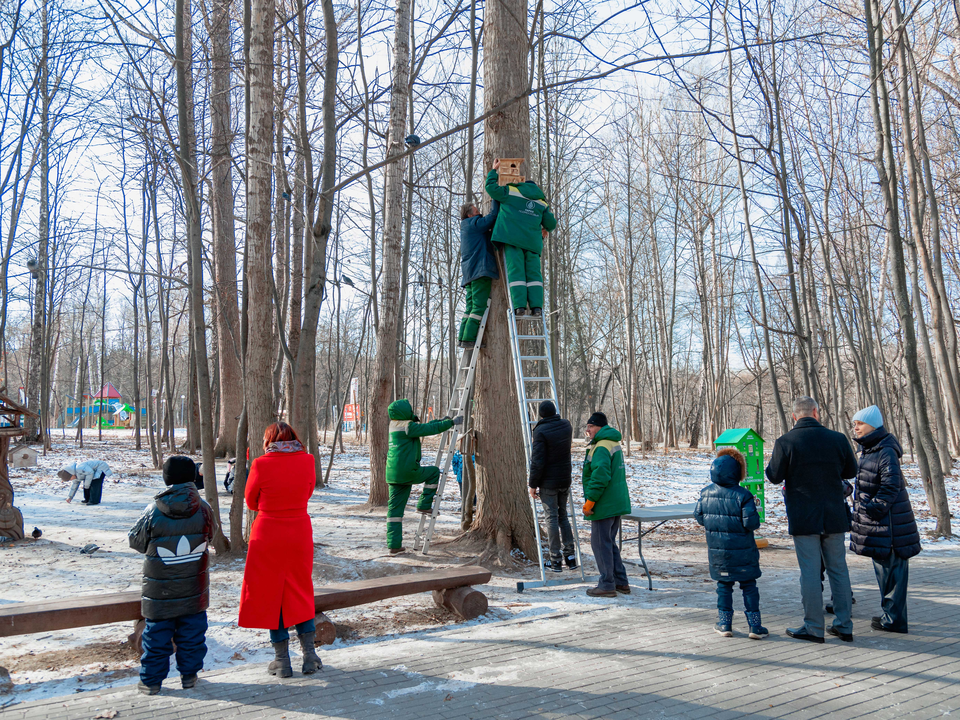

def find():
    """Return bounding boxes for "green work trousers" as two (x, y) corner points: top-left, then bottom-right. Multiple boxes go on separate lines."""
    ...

(458, 277), (492, 342)
(503, 244), (543, 310)
(386, 466), (441, 549)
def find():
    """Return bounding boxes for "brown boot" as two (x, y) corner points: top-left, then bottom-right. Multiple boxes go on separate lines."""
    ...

(268, 639), (293, 678)
(298, 632), (323, 674)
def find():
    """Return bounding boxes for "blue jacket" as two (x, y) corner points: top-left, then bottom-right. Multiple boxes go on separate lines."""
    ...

(850, 427), (921, 560)
(694, 456), (762, 582)
(460, 202), (499, 287)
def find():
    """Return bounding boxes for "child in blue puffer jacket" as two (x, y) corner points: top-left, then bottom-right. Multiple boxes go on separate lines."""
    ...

(694, 447), (766, 639)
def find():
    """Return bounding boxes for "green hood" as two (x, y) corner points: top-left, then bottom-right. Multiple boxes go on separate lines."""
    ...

(514, 181), (546, 201)
(388, 399), (414, 421)
(594, 425), (622, 443)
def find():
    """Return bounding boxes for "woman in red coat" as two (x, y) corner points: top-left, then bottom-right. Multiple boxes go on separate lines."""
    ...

(238, 422), (322, 677)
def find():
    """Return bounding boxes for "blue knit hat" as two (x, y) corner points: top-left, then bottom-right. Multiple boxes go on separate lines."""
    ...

(853, 405), (884, 430)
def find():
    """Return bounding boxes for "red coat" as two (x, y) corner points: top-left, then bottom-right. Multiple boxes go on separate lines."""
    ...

(238, 449), (316, 629)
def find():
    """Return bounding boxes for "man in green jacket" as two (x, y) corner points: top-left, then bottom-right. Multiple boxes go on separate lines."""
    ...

(386, 399), (462, 553)
(582, 412), (631, 597)
(484, 159), (557, 316)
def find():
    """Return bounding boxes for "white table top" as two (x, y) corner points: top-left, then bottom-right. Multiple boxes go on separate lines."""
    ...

(622, 503), (696, 522)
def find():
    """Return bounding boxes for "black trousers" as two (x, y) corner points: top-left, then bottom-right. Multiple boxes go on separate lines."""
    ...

(83, 474), (105, 505)
(873, 552), (910, 632)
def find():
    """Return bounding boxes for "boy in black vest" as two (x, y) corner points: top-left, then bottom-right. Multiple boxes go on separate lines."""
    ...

(129, 456), (214, 694)
(694, 448), (766, 639)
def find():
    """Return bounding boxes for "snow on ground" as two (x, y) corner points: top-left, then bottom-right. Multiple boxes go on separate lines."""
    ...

(1, 430), (957, 705)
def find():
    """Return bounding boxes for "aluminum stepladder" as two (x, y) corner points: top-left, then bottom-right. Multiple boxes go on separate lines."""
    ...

(509, 306), (586, 592)
(413, 301), (491, 554)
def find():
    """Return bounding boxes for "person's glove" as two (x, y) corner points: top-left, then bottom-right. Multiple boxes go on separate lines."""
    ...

(451, 416), (464, 426)
(583, 500), (595, 516)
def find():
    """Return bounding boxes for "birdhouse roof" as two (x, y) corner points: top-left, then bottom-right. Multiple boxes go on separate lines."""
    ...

(93, 382), (122, 399)
(714, 428), (762, 445)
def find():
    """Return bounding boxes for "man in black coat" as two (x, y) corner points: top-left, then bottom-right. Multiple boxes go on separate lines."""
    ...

(850, 405), (921, 633)
(528, 400), (575, 572)
(129, 456), (214, 694)
(458, 201), (499, 348)
(766, 396), (859, 643)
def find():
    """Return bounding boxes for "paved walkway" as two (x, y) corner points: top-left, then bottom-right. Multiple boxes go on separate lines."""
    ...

(5, 553), (960, 719)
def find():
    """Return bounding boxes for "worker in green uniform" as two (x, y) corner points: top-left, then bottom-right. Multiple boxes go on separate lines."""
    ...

(484, 159), (557, 316)
(386, 399), (462, 554)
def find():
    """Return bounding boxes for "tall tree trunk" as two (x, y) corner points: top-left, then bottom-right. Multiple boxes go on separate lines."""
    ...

(209, 0), (242, 458)
(176, 0), (229, 552)
(864, 0), (950, 536)
(367, 0), (411, 507)
(462, 0), (537, 563)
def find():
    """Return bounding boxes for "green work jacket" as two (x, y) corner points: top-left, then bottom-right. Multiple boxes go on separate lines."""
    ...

(581, 425), (631, 521)
(484, 169), (557, 253)
(386, 399), (453, 485)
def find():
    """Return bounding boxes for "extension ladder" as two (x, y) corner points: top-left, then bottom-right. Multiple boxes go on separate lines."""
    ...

(508, 306), (586, 591)
(413, 302), (491, 554)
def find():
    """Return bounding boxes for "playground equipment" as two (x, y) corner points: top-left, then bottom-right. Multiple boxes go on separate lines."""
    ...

(713, 428), (766, 522)
(0, 393), (37, 541)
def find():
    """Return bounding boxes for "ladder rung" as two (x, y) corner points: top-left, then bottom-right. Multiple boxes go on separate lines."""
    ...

(524, 398), (551, 403)
(516, 335), (545, 340)
(522, 377), (552, 382)
(520, 355), (548, 361)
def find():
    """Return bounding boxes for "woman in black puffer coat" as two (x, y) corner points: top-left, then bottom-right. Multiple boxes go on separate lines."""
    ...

(850, 405), (921, 634)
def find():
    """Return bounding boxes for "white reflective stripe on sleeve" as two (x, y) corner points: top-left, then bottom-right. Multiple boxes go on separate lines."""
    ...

(423, 484), (439, 489)
(386, 517), (404, 522)
(388, 420), (412, 434)
(467, 314), (483, 320)
(508, 281), (527, 288)
(527, 281), (543, 288)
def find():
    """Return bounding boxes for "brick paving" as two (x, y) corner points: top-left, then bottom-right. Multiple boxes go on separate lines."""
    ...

(4, 553), (959, 719)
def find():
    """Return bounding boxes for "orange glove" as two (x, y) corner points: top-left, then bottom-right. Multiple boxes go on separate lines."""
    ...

(583, 500), (595, 516)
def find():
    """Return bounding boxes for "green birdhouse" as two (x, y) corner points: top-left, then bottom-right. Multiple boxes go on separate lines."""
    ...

(714, 428), (765, 522)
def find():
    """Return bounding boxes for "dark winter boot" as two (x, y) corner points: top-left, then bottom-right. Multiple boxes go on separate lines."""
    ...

(268, 640), (293, 678)
(715, 610), (734, 637)
(745, 611), (768, 639)
(137, 681), (161, 695)
(181, 673), (198, 689)
(298, 632), (323, 674)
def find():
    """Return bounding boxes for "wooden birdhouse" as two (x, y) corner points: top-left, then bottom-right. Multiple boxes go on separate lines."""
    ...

(497, 158), (525, 186)
(714, 428), (766, 523)
(9, 445), (38, 468)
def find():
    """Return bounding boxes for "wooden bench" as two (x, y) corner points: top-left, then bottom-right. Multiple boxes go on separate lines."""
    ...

(0, 566), (492, 653)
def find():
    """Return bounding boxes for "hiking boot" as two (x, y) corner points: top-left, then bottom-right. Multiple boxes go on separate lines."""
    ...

(531, 307), (543, 317)
(268, 639), (293, 678)
(417, 507), (433, 515)
(547, 559), (563, 573)
(715, 610), (734, 637)
(137, 681), (161, 695)
(586, 586), (617, 598)
(181, 673), (198, 689)
(514, 308), (527, 317)
(389, 547), (406, 555)
(565, 555), (578, 569)
(298, 632), (323, 674)
(616, 585), (631, 594)
(828, 626), (853, 642)
(458, 341), (475, 349)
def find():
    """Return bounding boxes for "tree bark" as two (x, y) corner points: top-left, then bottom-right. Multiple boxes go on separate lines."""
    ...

(367, 0), (411, 507)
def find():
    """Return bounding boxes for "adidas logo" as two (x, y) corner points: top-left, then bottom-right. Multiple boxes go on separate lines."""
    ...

(156, 536), (207, 565)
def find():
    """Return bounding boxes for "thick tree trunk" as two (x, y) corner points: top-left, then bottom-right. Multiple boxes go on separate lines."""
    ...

(367, 0), (411, 507)
(460, 0), (537, 564)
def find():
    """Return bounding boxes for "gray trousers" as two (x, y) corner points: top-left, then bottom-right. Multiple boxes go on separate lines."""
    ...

(591, 516), (628, 591)
(539, 488), (574, 562)
(874, 552), (909, 632)
(794, 533), (853, 636)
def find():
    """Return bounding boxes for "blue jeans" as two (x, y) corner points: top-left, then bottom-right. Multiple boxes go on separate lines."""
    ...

(140, 610), (207, 686)
(269, 610), (316, 644)
(794, 533), (852, 637)
(590, 516), (628, 591)
(716, 579), (759, 613)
